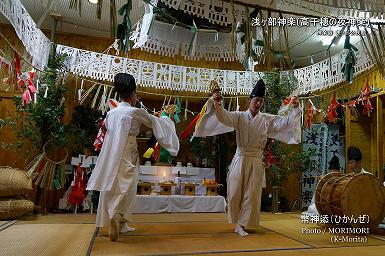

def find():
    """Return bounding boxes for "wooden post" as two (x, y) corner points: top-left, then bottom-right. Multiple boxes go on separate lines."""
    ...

(372, 111), (376, 174)
(272, 186), (281, 213)
(90, 191), (93, 214)
(376, 96), (384, 180)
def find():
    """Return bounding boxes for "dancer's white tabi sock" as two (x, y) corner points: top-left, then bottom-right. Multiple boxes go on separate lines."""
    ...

(235, 224), (249, 237)
(120, 223), (135, 233)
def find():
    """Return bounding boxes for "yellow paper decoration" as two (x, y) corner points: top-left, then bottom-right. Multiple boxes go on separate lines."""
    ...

(143, 148), (154, 158)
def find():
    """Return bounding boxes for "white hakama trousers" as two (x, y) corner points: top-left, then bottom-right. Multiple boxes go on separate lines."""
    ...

(96, 136), (139, 227)
(227, 147), (265, 228)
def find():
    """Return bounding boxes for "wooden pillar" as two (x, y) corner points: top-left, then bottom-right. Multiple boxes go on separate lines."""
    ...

(376, 96), (384, 180)
(371, 111), (376, 174)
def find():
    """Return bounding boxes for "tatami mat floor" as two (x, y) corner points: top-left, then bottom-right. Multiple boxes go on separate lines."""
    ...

(0, 212), (383, 255)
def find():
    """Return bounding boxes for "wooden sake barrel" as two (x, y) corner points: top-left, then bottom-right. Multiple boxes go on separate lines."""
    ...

(315, 172), (342, 215)
(0, 199), (34, 220)
(329, 173), (385, 229)
(0, 167), (32, 197)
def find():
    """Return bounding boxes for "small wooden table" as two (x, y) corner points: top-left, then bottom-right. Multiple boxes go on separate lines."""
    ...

(137, 182), (154, 195)
(205, 184), (221, 196)
(184, 183), (196, 196)
(159, 182), (175, 195)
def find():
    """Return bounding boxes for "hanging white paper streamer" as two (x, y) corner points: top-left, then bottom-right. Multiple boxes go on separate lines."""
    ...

(184, 98), (188, 121)
(188, 20), (198, 56)
(91, 84), (102, 109)
(74, 76), (78, 102)
(79, 83), (98, 105)
(60, 97), (65, 107)
(167, 96), (172, 105)
(301, 100), (306, 127)
(34, 78), (39, 103)
(236, 21), (245, 63)
(78, 79), (84, 101)
(171, 21), (177, 30)
(139, 100), (148, 111)
(104, 87), (113, 113)
(133, 0), (158, 48)
(42, 84), (48, 98)
(228, 97), (233, 111)
(98, 85), (107, 114)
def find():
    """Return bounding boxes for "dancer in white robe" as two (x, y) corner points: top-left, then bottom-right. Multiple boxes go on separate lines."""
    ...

(213, 79), (302, 236)
(87, 73), (179, 241)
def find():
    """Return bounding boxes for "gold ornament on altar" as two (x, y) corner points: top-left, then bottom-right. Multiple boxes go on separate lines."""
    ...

(163, 104), (177, 115)
(209, 80), (220, 93)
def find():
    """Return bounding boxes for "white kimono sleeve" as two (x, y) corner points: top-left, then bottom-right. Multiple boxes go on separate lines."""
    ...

(131, 108), (152, 128)
(266, 107), (302, 144)
(215, 104), (240, 128)
(150, 115), (179, 156)
(132, 108), (180, 156)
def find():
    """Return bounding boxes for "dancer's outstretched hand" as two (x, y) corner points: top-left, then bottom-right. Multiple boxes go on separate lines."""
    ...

(213, 91), (222, 109)
(292, 96), (300, 108)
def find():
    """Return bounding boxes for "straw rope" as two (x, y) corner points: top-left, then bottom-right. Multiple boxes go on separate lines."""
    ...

(25, 140), (68, 190)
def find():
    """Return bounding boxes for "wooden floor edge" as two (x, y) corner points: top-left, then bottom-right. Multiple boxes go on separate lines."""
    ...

(0, 220), (18, 232)
(86, 227), (99, 256)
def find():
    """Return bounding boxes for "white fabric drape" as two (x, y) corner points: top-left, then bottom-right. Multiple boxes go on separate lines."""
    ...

(133, 195), (226, 213)
(193, 98), (234, 138)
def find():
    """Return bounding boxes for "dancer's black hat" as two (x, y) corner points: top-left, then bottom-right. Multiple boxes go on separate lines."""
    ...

(250, 79), (266, 98)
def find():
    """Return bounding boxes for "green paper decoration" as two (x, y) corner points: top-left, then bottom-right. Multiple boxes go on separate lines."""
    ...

(173, 97), (181, 123)
(188, 20), (198, 56)
(173, 113), (180, 123)
(159, 147), (171, 163)
(176, 97), (181, 114)
(53, 165), (63, 190)
(341, 26), (358, 84)
(116, 0), (132, 53)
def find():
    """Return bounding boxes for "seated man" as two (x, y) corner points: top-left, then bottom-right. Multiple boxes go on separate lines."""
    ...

(347, 146), (369, 174)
